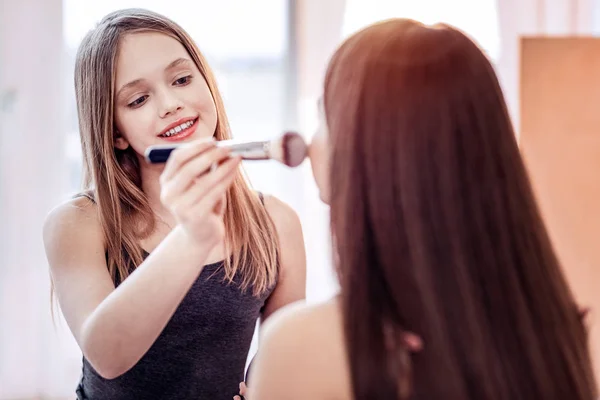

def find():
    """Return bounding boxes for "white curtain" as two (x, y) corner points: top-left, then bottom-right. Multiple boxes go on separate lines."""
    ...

(294, 0), (347, 304)
(0, 0), (77, 397)
(343, 0), (500, 59)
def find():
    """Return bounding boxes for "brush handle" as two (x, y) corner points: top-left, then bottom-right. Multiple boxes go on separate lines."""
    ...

(145, 146), (176, 163)
(144, 140), (271, 164)
(219, 141), (270, 160)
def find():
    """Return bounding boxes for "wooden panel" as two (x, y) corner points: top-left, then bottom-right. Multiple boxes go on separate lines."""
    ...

(520, 36), (600, 378)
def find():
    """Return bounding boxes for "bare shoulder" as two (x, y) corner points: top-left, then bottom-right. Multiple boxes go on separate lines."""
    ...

(260, 193), (304, 260)
(259, 194), (307, 319)
(43, 195), (105, 273)
(261, 297), (337, 328)
(261, 299), (344, 349)
(262, 194), (302, 234)
(44, 195), (98, 223)
(251, 298), (351, 400)
(43, 195), (102, 250)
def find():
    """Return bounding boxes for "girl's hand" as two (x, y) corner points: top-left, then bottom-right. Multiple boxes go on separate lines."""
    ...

(233, 381), (248, 400)
(159, 138), (241, 249)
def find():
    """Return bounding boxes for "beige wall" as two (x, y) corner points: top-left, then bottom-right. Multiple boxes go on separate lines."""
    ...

(520, 36), (600, 378)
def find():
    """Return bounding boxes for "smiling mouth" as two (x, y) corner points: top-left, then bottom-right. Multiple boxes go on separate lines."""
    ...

(159, 117), (199, 138)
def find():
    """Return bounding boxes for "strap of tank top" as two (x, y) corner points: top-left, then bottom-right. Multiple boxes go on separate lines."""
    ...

(258, 191), (264, 205)
(74, 191), (96, 204)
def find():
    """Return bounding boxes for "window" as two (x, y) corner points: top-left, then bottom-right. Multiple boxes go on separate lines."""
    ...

(342, 0), (501, 62)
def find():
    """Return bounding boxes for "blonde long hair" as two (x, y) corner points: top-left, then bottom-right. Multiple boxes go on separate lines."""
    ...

(73, 8), (279, 295)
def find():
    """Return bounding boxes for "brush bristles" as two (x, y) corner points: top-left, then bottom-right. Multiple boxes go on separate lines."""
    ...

(270, 131), (308, 167)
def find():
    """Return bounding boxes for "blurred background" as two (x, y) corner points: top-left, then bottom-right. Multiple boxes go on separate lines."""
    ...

(2, 0), (600, 398)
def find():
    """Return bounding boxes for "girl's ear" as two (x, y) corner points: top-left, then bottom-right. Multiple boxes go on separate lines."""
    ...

(114, 130), (130, 150)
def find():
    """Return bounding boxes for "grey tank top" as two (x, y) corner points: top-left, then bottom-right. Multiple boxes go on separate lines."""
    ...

(75, 195), (275, 399)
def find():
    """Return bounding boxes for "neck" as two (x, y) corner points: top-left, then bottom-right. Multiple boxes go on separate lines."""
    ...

(138, 155), (175, 226)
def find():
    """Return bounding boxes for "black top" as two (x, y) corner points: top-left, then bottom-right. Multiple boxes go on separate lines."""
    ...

(76, 256), (274, 400)
(75, 193), (274, 399)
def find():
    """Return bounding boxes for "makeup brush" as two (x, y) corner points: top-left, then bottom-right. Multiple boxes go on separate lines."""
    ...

(144, 131), (308, 168)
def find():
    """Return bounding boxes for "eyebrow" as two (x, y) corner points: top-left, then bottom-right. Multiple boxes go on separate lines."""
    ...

(116, 58), (194, 99)
(166, 57), (193, 70)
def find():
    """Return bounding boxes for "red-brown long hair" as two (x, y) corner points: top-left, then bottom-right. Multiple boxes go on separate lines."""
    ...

(325, 19), (597, 399)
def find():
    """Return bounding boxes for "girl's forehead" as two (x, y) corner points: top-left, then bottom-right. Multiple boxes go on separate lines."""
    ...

(114, 32), (191, 87)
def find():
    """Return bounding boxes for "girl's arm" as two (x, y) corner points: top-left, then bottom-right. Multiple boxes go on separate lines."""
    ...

(44, 140), (239, 379)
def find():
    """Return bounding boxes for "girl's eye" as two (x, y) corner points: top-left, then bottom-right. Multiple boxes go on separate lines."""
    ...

(174, 75), (192, 86)
(128, 95), (148, 108)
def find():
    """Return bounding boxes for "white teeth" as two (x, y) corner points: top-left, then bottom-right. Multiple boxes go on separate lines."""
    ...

(162, 119), (195, 137)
